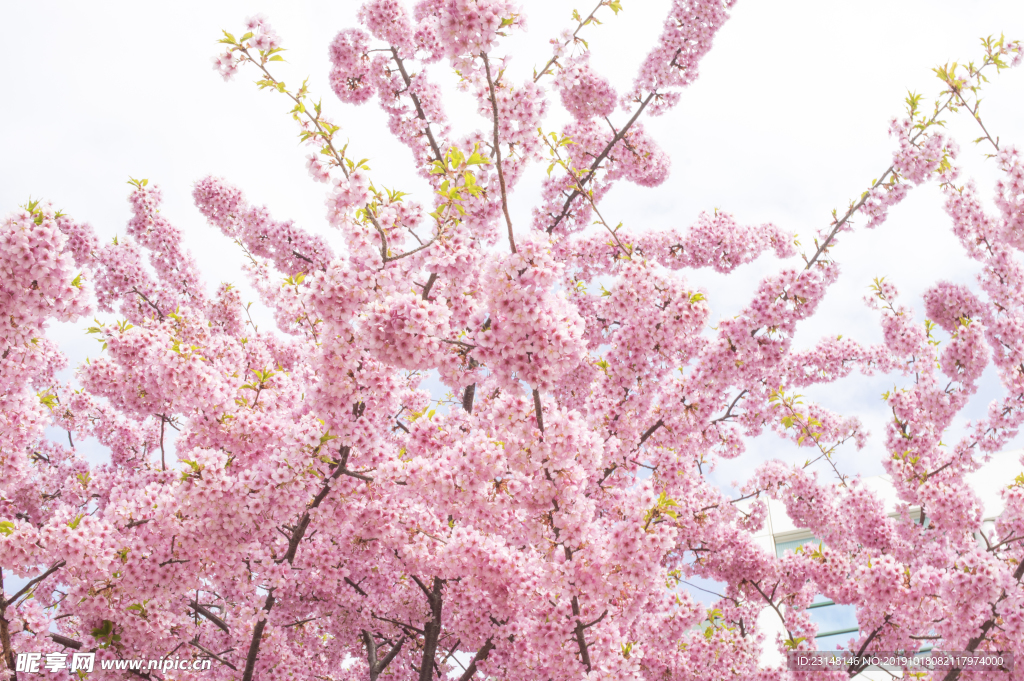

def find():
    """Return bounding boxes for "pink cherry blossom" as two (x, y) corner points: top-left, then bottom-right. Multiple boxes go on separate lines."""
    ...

(3, 8), (1024, 681)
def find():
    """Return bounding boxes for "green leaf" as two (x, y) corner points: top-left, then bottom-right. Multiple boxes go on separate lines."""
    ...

(0, 520), (14, 536)
(784, 636), (806, 650)
(68, 514), (84, 530)
(91, 620), (113, 638)
(71, 274), (83, 289)
(269, 55), (285, 62)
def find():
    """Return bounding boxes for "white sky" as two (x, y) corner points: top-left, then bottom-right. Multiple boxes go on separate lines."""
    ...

(3, 0), (1024, 490)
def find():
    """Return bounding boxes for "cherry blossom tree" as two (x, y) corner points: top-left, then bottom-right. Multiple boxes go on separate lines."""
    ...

(2, 1), (1024, 680)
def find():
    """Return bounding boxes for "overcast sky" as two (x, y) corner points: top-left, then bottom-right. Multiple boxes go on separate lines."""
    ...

(3, 0), (1024, 492)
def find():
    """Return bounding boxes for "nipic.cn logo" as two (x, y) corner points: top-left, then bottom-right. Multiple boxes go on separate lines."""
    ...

(15, 652), (213, 673)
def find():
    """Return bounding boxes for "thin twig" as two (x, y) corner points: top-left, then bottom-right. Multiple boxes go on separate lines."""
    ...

(546, 91), (656, 234)
(481, 51), (517, 255)
(132, 288), (165, 321)
(533, 0), (607, 83)
(2, 560), (66, 609)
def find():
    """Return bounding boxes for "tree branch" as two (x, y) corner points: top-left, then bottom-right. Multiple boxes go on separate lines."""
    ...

(241, 591), (274, 681)
(242, 448), (353, 681)
(533, 389), (545, 434)
(481, 51), (516, 255)
(50, 634), (82, 650)
(364, 630), (406, 681)
(344, 577), (368, 597)
(847, 616), (891, 676)
(280, 446), (352, 565)
(803, 94), (954, 270)
(389, 48), (444, 163)
(422, 272), (438, 301)
(939, 558), (1024, 681)
(462, 384), (476, 414)
(545, 91), (656, 234)
(1, 560), (66, 609)
(190, 638), (238, 671)
(131, 287), (165, 321)
(570, 596), (594, 672)
(533, 0), (606, 83)
(188, 601), (230, 634)
(456, 638), (495, 681)
(415, 577), (444, 681)
(639, 419), (664, 447)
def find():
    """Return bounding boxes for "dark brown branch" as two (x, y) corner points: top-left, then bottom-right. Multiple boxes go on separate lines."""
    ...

(242, 448), (353, 681)
(639, 419), (664, 447)
(710, 390), (748, 425)
(939, 558), (1024, 681)
(415, 577), (444, 681)
(481, 51), (516, 255)
(363, 630), (378, 676)
(364, 630), (406, 681)
(581, 610), (608, 630)
(280, 614), (319, 626)
(745, 580), (794, 641)
(570, 596), (593, 672)
(372, 614), (424, 636)
(456, 638), (495, 681)
(546, 91), (656, 234)
(389, 48), (444, 163)
(533, 389), (545, 434)
(462, 384), (476, 414)
(341, 468), (374, 483)
(533, 0), (606, 82)
(345, 577), (368, 597)
(804, 94), (954, 270)
(50, 634), (82, 650)
(241, 591), (274, 681)
(131, 287), (165, 321)
(159, 415), (166, 472)
(189, 601), (230, 634)
(190, 638), (238, 671)
(2, 560), (66, 609)
(847, 616), (891, 676)
(281, 446), (352, 565)
(291, 250), (314, 265)
(422, 272), (438, 300)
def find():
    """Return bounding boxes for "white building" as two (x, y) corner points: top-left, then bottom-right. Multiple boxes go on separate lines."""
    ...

(750, 449), (1023, 671)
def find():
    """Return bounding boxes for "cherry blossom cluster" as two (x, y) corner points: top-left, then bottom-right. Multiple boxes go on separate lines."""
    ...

(5, 5), (1024, 681)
